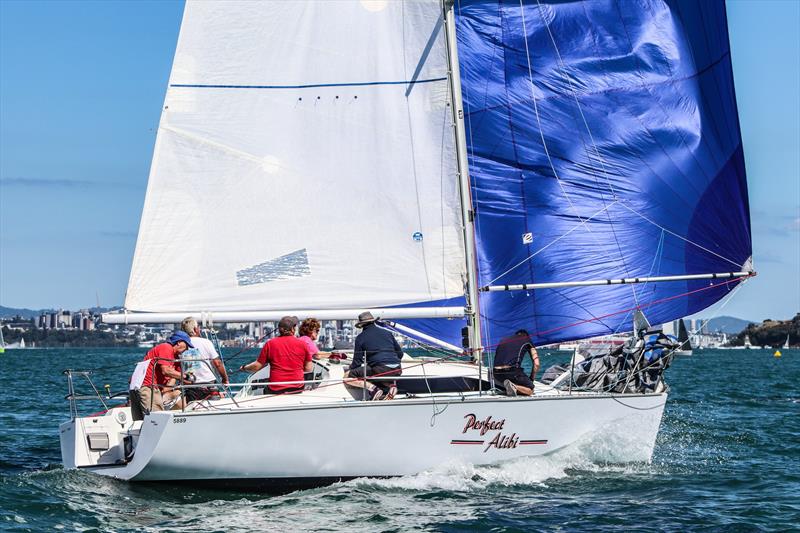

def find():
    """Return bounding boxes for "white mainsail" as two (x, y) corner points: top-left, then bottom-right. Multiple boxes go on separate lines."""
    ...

(126, 0), (464, 313)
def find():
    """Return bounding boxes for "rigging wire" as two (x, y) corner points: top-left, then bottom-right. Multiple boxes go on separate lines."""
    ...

(618, 202), (745, 269)
(673, 275), (746, 353)
(487, 199), (620, 285)
(614, 229), (666, 334)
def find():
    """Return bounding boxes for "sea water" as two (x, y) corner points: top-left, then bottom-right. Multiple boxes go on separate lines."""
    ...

(1, 348), (798, 532)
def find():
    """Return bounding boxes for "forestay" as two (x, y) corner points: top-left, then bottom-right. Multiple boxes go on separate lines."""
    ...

(126, 0), (465, 313)
(456, 0), (752, 348)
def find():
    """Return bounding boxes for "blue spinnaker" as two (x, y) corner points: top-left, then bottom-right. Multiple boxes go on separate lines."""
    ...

(455, 0), (751, 349)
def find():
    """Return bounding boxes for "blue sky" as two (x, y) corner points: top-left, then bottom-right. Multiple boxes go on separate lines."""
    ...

(1, 0), (798, 322)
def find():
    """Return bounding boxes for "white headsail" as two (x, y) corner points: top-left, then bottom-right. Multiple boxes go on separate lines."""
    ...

(126, 0), (464, 313)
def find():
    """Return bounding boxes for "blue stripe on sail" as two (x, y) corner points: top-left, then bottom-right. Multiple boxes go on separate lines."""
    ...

(456, 0), (751, 349)
(170, 77), (448, 90)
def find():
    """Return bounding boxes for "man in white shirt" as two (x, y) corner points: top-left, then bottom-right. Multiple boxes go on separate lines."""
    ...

(180, 317), (230, 401)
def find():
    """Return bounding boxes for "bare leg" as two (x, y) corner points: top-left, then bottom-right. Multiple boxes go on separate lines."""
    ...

(170, 396), (187, 410)
(162, 388), (186, 409)
(513, 383), (534, 396)
(344, 377), (373, 394)
(343, 377), (368, 389)
(344, 376), (382, 400)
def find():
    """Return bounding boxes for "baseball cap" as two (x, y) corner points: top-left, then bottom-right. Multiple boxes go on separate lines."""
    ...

(168, 330), (195, 349)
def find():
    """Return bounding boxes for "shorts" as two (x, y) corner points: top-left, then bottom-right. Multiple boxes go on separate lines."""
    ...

(347, 364), (402, 392)
(184, 385), (218, 402)
(493, 367), (534, 391)
(136, 386), (164, 414)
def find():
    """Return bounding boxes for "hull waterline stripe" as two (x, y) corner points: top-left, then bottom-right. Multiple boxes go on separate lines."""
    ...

(170, 77), (448, 90)
(450, 440), (484, 445)
(519, 440), (548, 445)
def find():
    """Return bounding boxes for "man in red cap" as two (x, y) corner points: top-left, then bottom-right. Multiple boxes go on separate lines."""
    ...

(240, 316), (314, 394)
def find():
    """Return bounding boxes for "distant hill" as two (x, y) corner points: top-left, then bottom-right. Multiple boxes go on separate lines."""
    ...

(734, 314), (800, 348)
(0, 306), (50, 319)
(700, 316), (753, 334)
(0, 305), (119, 319)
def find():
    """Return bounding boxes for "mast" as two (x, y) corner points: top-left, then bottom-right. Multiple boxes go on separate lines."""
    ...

(443, 0), (483, 362)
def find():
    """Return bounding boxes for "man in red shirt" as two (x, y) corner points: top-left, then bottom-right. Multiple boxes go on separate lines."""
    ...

(240, 316), (313, 394)
(132, 331), (194, 415)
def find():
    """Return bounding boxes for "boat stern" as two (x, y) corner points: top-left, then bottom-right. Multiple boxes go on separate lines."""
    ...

(59, 407), (137, 469)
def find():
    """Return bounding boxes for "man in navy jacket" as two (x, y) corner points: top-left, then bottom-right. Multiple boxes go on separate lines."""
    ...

(345, 311), (403, 401)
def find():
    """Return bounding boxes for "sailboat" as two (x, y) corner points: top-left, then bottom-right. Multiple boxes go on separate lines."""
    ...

(60, 0), (753, 489)
(783, 334), (790, 350)
(674, 319), (693, 356)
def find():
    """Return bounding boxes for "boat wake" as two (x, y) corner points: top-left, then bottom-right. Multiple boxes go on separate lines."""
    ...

(349, 436), (657, 493)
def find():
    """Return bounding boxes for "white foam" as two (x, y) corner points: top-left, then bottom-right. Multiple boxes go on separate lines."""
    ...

(350, 446), (601, 492)
(349, 428), (659, 493)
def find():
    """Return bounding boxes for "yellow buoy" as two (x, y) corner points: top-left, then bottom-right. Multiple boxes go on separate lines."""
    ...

(774, 350), (782, 358)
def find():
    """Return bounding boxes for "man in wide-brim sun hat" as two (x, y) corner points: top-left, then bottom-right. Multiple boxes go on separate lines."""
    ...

(344, 311), (403, 401)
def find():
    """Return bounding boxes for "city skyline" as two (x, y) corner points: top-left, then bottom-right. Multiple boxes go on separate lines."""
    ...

(1, 0), (798, 322)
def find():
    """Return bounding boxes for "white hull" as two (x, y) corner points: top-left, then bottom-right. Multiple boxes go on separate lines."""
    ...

(673, 349), (693, 356)
(61, 363), (667, 490)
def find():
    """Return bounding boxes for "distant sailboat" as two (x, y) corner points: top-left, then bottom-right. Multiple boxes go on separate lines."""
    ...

(674, 319), (693, 356)
(6, 337), (27, 349)
(0, 330), (25, 350)
(783, 334), (790, 350)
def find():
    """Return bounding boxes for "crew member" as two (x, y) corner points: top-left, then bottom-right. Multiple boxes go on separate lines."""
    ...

(298, 317), (332, 360)
(239, 316), (313, 394)
(344, 311), (403, 401)
(179, 316), (230, 402)
(493, 329), (539, 396)
(130, 331), (194, 416)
